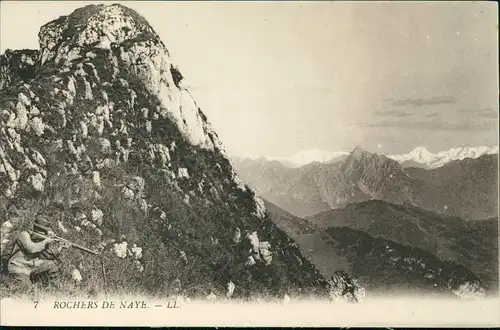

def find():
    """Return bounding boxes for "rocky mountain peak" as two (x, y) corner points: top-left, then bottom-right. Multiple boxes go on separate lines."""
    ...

(34, 4), (217, 151)
(1, 3), (236, 199)
(38, 4), (155, 65)
(342, 146), (399, 173)
(348, 145), (368, 160)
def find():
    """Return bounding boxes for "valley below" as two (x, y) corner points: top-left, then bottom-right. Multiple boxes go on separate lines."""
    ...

(239, 148), (499, 299)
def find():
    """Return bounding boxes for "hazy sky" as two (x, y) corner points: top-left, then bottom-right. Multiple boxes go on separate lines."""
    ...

(1, 1), (498, 157)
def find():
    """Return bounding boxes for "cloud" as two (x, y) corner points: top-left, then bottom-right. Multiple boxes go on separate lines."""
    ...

(425, 112), (440, 118)
(359, 119), (497, 132)
(374, 109), (412, 117)
(391, 95), (457, 107)
(460, 107), (498, 119)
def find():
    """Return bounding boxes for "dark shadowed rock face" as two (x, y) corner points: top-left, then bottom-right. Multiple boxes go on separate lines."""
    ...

(0, 4), (351, 300)
(0, 49), (39, 90)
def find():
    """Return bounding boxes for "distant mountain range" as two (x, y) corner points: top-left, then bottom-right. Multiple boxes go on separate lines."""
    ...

(232, 147), (498, 219)
(265, 199), (497, 298)
(388, 145), (499, 169)
(233, 145), (498, 169)
(237, 145), (499, 298)
(259, 149), (350, 168)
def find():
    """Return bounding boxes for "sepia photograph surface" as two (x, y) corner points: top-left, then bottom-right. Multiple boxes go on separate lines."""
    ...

(0, 0), (499, 326)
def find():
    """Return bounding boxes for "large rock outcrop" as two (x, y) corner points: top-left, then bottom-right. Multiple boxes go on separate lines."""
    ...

(0, 4), (359, 301)
(0, 49), (39, 91)
(328, 270), (366, 303)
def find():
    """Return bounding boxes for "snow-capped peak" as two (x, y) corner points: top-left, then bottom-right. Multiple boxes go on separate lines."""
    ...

(232, 145), (498, 169)
(387, 145), (498, 168)
(388, 146), (435, 164)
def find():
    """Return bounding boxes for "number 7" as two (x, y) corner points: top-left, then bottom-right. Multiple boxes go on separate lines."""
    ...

(34, 301), (38, 308)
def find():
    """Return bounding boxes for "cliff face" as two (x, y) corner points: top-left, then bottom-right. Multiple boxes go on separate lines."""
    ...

(0, 4), (336, 300)
(0, 49), (39, 90)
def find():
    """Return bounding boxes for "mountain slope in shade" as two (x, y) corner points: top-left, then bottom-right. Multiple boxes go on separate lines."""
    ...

(0, 4), (333, 300)
(265, 201), (490, 298)
(233, 147), (498, 219)
(261, 199), (366, 302)
(263, 200), (351, 280)
(230, 157), (297, 195)
(307, 200), (499, 293)
(320, 226), (488, 298)
(231, 157), (333, 217)
(235, 147), (423, 218)
(388, 145), (499, 169)
(263, 199), (317, 236)
(405, 154), (498, 220)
